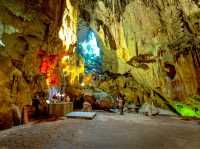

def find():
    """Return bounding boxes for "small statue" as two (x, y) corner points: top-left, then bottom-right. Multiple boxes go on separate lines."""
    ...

(66, 96), (70, 102)
(118, 93), (125, 115)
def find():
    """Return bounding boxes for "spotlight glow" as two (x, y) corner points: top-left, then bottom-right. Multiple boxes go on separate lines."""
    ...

(46, 100), (50, 104)
(77, 29), (103, 74)
(81, 32), (100, 57)
(81, 82), (85, 87)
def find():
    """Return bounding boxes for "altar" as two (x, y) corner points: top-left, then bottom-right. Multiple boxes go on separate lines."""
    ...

(48, 102), (73, 116)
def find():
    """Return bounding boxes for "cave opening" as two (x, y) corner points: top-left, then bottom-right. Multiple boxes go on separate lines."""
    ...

(77, 22), (103, 75)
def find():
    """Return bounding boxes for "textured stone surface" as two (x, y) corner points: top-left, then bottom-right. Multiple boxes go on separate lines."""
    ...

(0, 112), (200, 149)
(78, 0), (200, 101)
(0, 0), (67, 128)
(75, 0), (200, 118)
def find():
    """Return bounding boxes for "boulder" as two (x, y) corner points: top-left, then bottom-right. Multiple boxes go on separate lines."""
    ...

(0, 110), (13, 130)
(98, 97), (113, 109)
(0, 104), (22, 128)
(93, 91), (115, 109)
(139, 103), (159, 116)
(82, 101), (92, 112)
(126, 104), (138, 113)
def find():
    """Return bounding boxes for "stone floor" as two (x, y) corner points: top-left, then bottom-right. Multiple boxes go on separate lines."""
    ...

(0, 112), (200, 149)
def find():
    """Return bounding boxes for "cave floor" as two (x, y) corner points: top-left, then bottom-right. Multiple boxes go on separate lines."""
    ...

(0, 112), (200, 149)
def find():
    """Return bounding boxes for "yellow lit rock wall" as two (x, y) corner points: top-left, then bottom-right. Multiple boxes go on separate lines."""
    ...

(59, 0), (85, 85)
(79, 0), (200, 100)
(0, 0), (67, 129)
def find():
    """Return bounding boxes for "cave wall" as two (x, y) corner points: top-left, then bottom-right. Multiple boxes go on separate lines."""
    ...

(0, 0), (200, 127)
(78, 0), (200, 101)
(0, 0), (68, 129)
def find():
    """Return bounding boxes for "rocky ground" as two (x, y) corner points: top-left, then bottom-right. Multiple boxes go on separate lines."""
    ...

(0, 112), (200, 149)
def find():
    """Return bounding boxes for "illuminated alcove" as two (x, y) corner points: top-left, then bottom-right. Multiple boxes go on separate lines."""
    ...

(77, 19), (103, 75)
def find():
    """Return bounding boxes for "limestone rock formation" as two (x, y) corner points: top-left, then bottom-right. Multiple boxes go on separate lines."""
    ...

(0, 0), (200, 129)
(77, 0), (200, 117)
(78, 0), (200, 101)
(0, 0), (67, 129)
